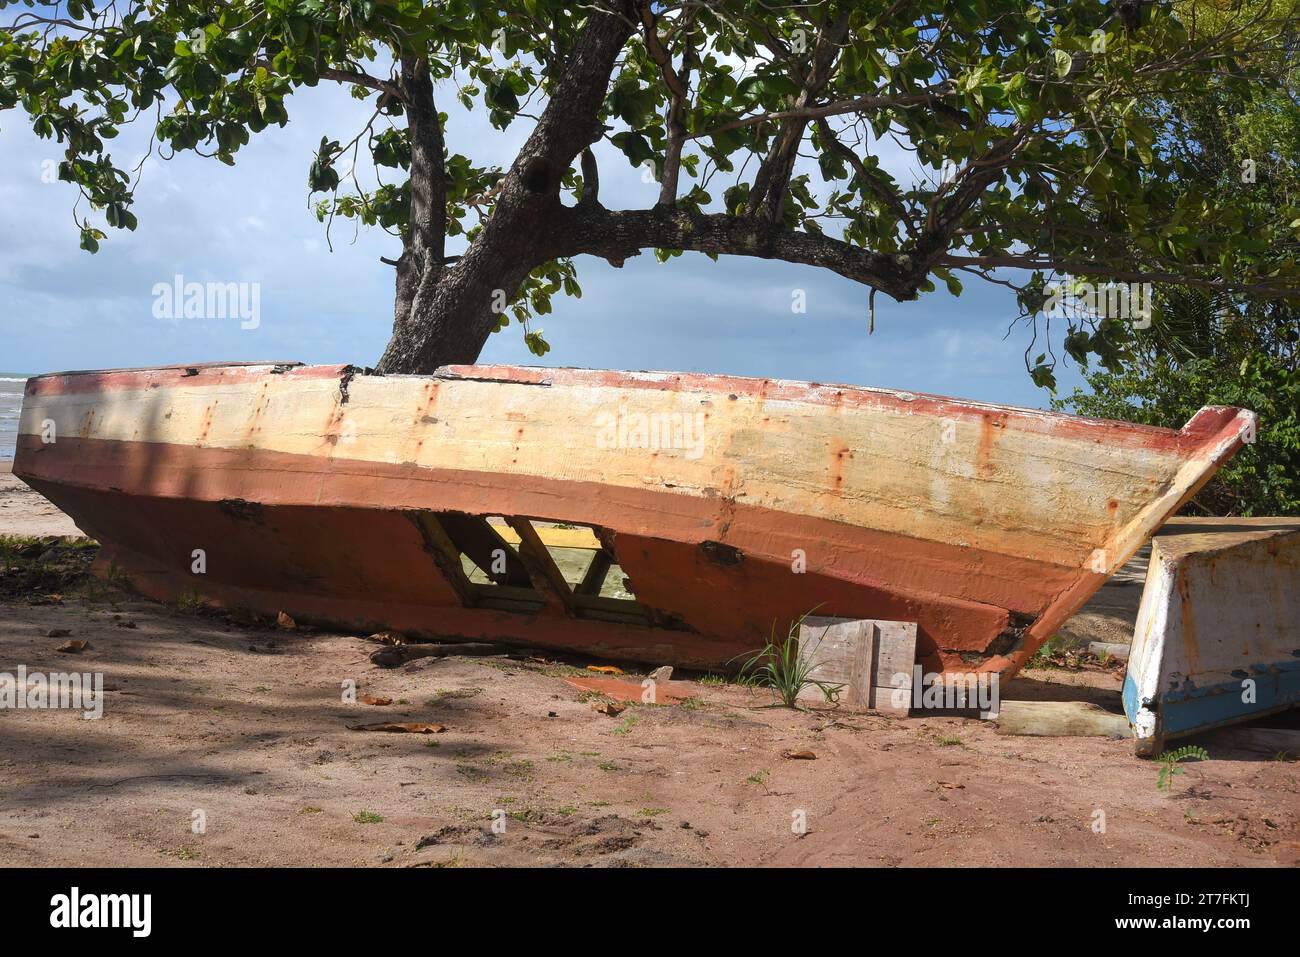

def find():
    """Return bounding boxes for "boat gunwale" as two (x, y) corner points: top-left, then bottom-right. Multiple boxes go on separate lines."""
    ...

(21, 360), (1254, 451)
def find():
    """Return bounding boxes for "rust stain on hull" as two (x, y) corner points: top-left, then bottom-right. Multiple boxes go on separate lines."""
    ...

(13, 362), (1256, 676)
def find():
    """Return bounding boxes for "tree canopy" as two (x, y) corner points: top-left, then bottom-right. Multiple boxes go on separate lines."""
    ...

(2, 0), (1297, 372)
(1057, 0), (1299, 516)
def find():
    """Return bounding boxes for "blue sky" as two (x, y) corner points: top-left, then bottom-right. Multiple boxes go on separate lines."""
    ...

(0, 76), (1085, 410)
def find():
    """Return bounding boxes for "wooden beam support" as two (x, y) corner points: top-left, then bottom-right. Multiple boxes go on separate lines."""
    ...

(439, 512), (531, 587)
(575, 550), (613, 597)
(505, 517), (576, 616)
(410, 512), (477, 607)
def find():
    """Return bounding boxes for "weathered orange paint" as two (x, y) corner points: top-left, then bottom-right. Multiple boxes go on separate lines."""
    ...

(13, 362), (1255, 677)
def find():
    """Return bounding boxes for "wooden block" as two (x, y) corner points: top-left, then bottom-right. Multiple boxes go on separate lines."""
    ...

(1087, 641), (1131, 661)
(796, 616), (917, 715)
(993, 700), (1130, 737)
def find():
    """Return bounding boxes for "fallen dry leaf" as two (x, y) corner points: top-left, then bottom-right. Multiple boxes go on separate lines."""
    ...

(56, 640), (90, 654)
(276, 611), (297, 631)
(938, 781), (965, 790)
(367, 631), (406, 646)
(347, 722), (447, 734)
(586, 665), (624, 675)
(782, 750), (817, 760)
(591, 699), (626, 716)
(565, 675), (693, 706)
(360, 695), (393, 707)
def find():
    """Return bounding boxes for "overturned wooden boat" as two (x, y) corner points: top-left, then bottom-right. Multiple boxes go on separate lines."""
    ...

(1125, 519), (1300, 755)
(13, 362), (1255, 676)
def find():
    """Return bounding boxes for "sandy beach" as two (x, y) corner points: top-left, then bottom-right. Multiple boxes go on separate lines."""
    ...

(1, 473), (1297, 867)
(0, 466), (81, 537)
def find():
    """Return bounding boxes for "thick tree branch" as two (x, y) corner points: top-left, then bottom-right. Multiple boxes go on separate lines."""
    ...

(376, 0), (638, 374)
(579, 147), (600, 205)
(640, 2), (695, 206)
(510, 0), (639, 193)
(550, 202), (921, 300)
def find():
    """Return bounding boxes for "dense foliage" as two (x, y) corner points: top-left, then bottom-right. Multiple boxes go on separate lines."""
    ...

(1056, 0), (1299, 516)
(2, 1), (1297, 371)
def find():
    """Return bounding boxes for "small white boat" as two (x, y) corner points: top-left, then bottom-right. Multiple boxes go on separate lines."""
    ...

(1125, 520), (1300, 755)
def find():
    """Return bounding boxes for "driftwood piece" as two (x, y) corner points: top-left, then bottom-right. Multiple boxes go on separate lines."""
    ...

(1087, 641), (1131, 661)
(993, 700), (1130, 737)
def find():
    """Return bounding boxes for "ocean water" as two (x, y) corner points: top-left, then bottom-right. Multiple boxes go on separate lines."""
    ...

(0, 375), (28, 461)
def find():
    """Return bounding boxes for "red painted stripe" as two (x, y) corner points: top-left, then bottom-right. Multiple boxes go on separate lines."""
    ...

(23, 362), (347, 397)
(18, 434), (1098, 674)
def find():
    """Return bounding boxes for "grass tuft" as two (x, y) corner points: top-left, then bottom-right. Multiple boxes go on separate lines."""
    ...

(733, 611), (843, 709)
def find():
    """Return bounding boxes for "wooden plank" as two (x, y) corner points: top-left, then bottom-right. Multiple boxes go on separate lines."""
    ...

(796, 616), (916, 715)
(505, 517), (575, 616)
(438, 512), (532, 587)
(473, 589), (546, 614)
(410, 513), (476, 607)
(575, 550), (613, 597)
(1088, 641), (1131, 661)
(573, 596), (650, 625)
(993, 700), (1130, 737)
(488, 520), (601, 551)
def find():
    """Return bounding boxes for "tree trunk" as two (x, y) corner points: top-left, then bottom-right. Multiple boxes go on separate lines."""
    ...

(390, 56), (445, 337)
(377, 199), (559, 371)
(376, 1), (637, 374)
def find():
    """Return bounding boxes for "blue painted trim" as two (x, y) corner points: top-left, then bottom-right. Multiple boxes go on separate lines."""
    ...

(1122, 672), (1141, 724)
(1158, 660), (1300, 737)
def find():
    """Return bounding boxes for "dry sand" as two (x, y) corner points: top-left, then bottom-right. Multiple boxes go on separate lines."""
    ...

(1, 471), (1297, 867)
(0, 468), (81, 538)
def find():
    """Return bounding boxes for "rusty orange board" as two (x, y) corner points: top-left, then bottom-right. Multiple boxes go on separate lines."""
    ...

(12, 362), (1254, 678)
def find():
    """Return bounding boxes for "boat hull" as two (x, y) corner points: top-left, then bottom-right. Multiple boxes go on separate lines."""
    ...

(1125, 521), (1300, 755)
(13, 362), (1255, 675)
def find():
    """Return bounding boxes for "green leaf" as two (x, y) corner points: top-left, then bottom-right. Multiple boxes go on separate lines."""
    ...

(1053, 49), (1072, 79)
(524, 329), (550, 356)
(611, 130), (654, 168)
